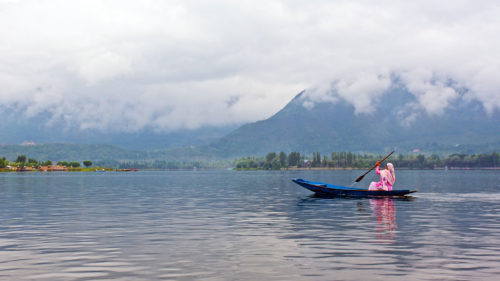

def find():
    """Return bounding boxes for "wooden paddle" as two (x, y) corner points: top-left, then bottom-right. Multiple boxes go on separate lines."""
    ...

(355, 150), (394, 182)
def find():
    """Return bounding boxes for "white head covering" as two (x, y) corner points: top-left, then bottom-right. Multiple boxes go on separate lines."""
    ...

(386, 163), (395, 185)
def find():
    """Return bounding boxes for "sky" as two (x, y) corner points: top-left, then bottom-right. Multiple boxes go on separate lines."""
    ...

(1, 0), (499, 133)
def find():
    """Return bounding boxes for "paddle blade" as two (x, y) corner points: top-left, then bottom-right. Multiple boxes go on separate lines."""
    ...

(355, 175), (364, 182)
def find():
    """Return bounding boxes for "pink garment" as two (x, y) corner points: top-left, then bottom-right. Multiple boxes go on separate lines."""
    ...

(368, 163), (396, 191)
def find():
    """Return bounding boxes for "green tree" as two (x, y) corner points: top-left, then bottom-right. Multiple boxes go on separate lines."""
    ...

(16, 155), (26, 163)
(312, 152), (321, 167)
(279, 152), (287, 167)
(416, 154), (425, 169)
(69, 162), (80, 168)
(0, 157), (8, 168)
(428, 154), (441, 168)
(347, 152), (353, 166)
(331, 152), (337, 167)
(58, 161), (69, 167)
(236, 159), (246, 169)
(83, 160), (93, 168)
(321, 156), (328, 167)
(288, 152), (300, 166)
(271, 157), (281, 170)
(493, 152), (500, 167)
(265, 152), (277, 164)
(398, 154), (404, 163)
(247, 159), (257, 169)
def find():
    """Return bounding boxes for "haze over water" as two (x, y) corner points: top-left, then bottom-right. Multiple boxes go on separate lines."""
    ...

(0, 170), (499, 280)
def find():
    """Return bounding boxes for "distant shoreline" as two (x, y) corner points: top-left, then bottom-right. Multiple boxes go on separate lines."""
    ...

(285, 166), (500, 170)
(2, 166), (499, 172)
(0, 167), (114, 172)
(237, 166), (500, 171)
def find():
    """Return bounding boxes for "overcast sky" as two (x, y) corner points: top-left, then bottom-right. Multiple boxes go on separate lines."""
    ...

(1, 0), (499, 132)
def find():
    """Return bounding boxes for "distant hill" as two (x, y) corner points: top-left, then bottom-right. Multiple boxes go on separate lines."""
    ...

(0, 143), (145, 162)
(3, 86), (499, 161)
(210, 87), (500, 157)
(0, 142), (227, 163)
(0, 108), (237, 150)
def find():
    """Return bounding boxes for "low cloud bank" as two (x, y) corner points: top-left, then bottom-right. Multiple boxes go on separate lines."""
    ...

(0, 0), (498, 132)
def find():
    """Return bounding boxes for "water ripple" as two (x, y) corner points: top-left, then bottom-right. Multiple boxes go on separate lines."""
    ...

(0, 170), (499, 280)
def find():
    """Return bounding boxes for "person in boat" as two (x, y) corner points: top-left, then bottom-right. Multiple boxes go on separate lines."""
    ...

(368, 162), (395, 191)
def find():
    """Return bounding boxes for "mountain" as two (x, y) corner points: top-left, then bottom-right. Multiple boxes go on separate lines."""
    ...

(210, 87), (500, 157)
(2, 85), (499, 161)
(0, 109), (237, 150)
(0, 143), (144, 162)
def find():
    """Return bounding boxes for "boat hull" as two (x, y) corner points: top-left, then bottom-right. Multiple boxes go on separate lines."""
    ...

(292, 178), (416, 197)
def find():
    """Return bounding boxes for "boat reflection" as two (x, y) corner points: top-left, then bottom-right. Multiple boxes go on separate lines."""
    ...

(369, 198), (397, 241)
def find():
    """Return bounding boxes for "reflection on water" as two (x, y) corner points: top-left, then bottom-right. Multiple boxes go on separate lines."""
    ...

(369, 198), (397, 241)
(0, 170), (499, 280)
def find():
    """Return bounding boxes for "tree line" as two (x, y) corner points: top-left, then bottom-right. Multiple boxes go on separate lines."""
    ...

(116, 160), (228, 170)
(0, 155), (93, 169)
(235, 151), (500, 170)
(3, 151), (499, 171)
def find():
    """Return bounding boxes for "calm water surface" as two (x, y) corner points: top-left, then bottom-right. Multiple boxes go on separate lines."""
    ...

(0, 170), (499, 280)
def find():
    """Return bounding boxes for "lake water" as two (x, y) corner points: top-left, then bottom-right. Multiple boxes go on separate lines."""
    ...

(0, 170), (499, 280)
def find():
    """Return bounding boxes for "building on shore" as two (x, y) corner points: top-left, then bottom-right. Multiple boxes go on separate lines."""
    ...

(38, 165), (68, 172)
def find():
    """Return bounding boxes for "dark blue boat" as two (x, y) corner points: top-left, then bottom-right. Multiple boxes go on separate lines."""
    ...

(292, 178), (417, 197)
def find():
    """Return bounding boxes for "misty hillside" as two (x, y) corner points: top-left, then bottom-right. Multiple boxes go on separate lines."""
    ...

(210, 87), (500, 157)
(2, 86), (499, 162)
(0, 109), (237, 150)
(0, 143), (145, 162)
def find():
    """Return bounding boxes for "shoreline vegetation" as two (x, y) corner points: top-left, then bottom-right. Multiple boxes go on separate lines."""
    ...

(234, 151), (500, 171)
(1, 151), (499, 172)
(284, 166), (500, 170)
(0, 156), (114, 172)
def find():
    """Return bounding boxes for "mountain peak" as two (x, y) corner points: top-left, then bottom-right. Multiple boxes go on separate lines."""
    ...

(211, 87), (500, 157)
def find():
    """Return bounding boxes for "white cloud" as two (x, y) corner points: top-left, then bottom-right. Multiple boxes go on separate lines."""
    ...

(300, 71), (392, 114)
(76, 51), (132, 85)
(400, 69), (459, 116)
(467, 66), (500, 114)
(0, 0), (499, 133)
(334, 72), (392, 114)
(396, 102), (421, 128)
